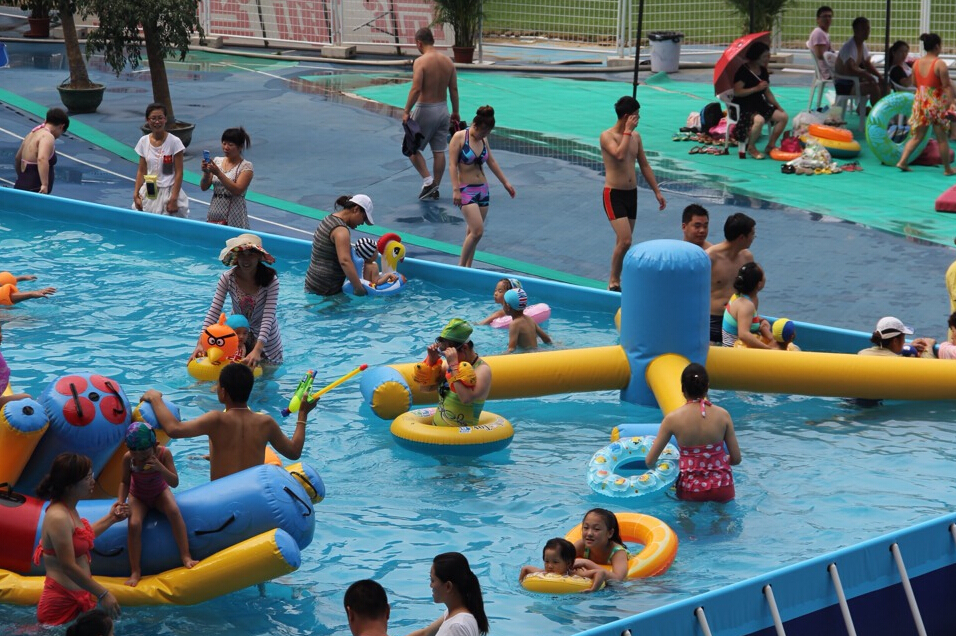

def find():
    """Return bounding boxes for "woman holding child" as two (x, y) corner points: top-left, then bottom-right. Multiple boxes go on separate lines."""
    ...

(33, 453), (129, 625)
(191, 234), (283, 367)
(304, 195), (375, 296)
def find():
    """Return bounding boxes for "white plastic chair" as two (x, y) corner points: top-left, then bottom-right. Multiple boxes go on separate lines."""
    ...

(807, 47), (835, 111)
(719, 93), (772, 151)
(808, 45), (865, 132)
(831, 71), (866, 132)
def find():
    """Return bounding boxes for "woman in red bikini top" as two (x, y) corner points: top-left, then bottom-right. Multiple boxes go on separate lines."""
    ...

(33, 453), (129, 625)
(645, 362), (743, 503)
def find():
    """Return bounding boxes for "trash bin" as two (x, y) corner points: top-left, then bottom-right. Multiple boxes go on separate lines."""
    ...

(647, 31), (684, 73)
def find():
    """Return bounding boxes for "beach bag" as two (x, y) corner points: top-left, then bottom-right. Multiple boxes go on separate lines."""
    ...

(780, 136), (802, 154)
(699, 102), (723, 134)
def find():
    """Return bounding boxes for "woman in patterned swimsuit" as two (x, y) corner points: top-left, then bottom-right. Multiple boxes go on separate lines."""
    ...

(646, 363), (742, 503)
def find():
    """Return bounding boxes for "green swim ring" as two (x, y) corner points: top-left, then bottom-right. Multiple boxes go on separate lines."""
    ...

(865, 92), (929, 165)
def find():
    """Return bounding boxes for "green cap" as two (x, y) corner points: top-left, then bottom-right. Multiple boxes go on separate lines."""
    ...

(440, 318), (473, 344)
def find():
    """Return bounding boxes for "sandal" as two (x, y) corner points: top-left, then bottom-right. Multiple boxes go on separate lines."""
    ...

(608, 285), (622, 292)
(689, 146), (703, 154)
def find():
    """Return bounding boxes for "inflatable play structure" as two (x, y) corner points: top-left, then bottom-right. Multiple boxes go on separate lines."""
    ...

(343, 232), (407, 296)
(0, 373), (324, 606)
(360, 240), (956, 422)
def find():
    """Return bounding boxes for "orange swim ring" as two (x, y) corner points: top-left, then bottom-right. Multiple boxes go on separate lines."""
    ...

(808, 123), (854, 143)
(565, 512), (678, 578)
(769, 148), (802, 161)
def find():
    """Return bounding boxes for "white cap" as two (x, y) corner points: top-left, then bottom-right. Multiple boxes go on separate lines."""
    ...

(875, 316), (913, 339)
(348, 194), (374, 225)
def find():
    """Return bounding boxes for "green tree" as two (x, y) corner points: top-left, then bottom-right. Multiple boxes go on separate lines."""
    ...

(85, 0), (204, 122)
(57, 0), (94, 88)
(724, 0), (791, 35)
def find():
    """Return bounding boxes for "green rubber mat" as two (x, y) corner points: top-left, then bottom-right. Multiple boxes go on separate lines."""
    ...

(354, 72), (956, 247)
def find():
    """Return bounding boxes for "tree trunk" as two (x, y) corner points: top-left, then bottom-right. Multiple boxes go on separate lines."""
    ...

(58, 8), (93, 88)
(142, 20), (174, 122)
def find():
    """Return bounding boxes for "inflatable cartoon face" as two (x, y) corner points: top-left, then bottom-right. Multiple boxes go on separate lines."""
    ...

(377, 233), (405, 274)
(202, 313), (239, 364)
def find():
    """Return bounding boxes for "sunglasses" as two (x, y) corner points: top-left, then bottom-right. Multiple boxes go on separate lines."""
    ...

(435, 338), (464, 350)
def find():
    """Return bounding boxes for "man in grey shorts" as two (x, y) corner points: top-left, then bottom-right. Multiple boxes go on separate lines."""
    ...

(403, 27), (459, 200)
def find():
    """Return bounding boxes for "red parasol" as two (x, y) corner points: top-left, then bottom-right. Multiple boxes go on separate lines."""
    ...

(713, 31), (772, 99)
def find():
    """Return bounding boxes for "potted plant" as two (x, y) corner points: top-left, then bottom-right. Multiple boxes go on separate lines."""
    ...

(431, 0), (484, 64)
(724, 0), (792, 34)
(54, 0), (106, 113)
(84, 0), (204, 146)
(20, 0), (53, 38)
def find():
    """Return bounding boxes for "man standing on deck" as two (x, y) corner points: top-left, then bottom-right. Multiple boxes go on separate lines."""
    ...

(403, 27), (460, 201)
(706, 213), (756, 344)
(599, 96), (667, 292)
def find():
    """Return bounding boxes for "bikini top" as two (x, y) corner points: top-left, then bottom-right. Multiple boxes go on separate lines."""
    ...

(722, 293), (761, 334)
(459, 128), (487, 167)
(33, 516), (95, 565)
(583, 543), (628, 565)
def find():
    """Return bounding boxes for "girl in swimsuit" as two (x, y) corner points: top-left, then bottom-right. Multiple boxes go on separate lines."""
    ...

(118, 422), (198, 587)
(34, 453), (128, 625)
(722, 262), (773, 348)
(571, 508), (630, 582)
(519, 537), (608, 592)
(447, 105), (516, 268)
(645, 363), (742, 503)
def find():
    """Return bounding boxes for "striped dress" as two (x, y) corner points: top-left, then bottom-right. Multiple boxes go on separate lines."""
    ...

(202, 268), (283, 364)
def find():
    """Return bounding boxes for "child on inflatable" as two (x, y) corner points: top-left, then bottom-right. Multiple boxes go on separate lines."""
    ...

(352, 237), (400, 288)
(0, 322), (34, 408)
(0, 271), (56, 306)
(478, 277), (520, 325)
(118, 422), (199, 586)
(571, 508), (630, 582)
(645, 363), (742, 503)
(519, 537), (607, 592)
(225, 314), (250, 362)
(503, 288), (551, 353)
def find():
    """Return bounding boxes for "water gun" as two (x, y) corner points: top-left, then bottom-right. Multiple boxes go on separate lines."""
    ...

(307, 365), (368, 402)
(281, 370), (315, 417)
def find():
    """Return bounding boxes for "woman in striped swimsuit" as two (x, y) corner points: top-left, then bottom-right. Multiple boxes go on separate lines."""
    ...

(190, 233), (283, 367)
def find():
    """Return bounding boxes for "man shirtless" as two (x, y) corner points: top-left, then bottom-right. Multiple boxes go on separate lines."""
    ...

(706, 213), (756, 344)
(403, 27), (460, 200)
(141, 363), (317, 480)
(681, 204), (712, 249)
(599, 96), (667, 292)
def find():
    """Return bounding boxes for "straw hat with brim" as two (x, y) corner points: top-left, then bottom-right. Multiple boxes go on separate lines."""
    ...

(219, 233), (276, 266)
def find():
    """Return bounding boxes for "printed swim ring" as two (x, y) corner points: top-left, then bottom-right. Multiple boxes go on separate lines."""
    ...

(866, 91), (929, 165)
(808, 123), (854, 143)
(342, 277), (406, 297)
(491, 303), (551, 329)
(521, 572), (603, 594)
(565, 512), (678, 578)
(390, 407), (514, 456)
(188, 358), (262, 382)
(769, 148), (802, 161)
(800, 134), (861, 159)
(587, 436), (679, 498)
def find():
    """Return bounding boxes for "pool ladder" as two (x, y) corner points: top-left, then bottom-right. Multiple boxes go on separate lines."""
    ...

(684, 522), (956, 636)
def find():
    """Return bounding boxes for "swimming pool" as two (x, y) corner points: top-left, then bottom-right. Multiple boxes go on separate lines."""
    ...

(2, 195), (955, 636)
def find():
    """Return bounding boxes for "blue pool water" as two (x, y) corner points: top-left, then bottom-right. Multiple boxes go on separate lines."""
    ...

(2, 208), (955, 635)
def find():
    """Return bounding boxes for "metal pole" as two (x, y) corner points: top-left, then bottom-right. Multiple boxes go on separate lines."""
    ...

(632, 0), (645, 96)
(884, 0), (891, 83)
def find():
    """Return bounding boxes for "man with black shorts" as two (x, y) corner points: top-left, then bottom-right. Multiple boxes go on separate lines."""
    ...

(599, 96), (666, 291)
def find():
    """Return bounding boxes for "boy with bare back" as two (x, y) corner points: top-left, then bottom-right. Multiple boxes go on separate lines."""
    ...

(403, 27), (460, 200)
(599, 96), (667, 292)
(140, 363), (317, 481)
(706, 213), (756, 344)
(503, 288), (551, 352)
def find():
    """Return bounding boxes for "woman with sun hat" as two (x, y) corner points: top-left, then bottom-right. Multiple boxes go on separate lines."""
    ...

(189, 233), (283, 367)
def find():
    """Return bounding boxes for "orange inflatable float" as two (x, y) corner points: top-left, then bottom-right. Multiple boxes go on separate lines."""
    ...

(565, 512), (678, 578)
(808, 123), (854, 143)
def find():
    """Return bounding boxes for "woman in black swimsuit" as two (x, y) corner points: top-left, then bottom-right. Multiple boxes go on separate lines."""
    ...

(14, 108), (69, 194)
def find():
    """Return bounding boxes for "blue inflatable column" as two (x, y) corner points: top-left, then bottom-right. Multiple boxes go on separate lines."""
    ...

(620, 240), (710, 408)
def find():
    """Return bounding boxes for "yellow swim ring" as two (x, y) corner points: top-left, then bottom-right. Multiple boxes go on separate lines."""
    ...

(521, 572), (603, 594)
(390, 407), (514, 456)
(565, 512), (678, 579)
(188, 357), (262, 381)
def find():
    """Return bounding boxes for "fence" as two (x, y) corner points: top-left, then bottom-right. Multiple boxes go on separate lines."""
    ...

(199, 0), (956, 55)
